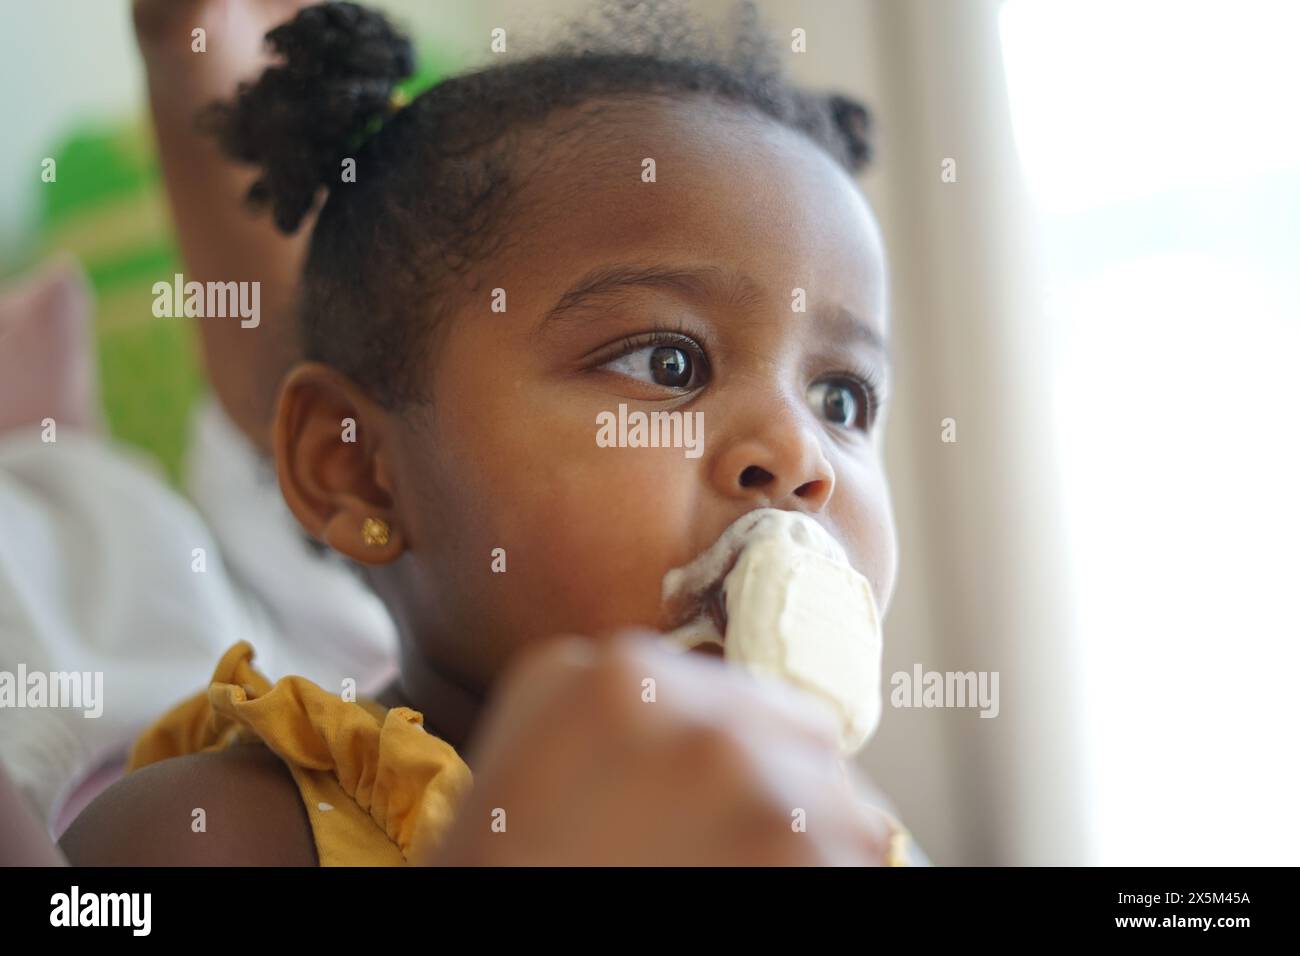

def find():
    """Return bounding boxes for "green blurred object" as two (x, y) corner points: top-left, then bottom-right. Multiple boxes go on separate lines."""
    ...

(25, 46), (456, 487)
(35, 121), (201, 487)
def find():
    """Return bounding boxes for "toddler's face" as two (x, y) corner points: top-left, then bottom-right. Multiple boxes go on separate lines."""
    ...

(378, 97), (896, 690)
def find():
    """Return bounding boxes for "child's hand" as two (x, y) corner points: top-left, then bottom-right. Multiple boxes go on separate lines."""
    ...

(421, 631), (895, 866)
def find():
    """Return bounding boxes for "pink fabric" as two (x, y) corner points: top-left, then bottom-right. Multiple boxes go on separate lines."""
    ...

(50, 756), (126, 841)
(0, 253), (101, 436)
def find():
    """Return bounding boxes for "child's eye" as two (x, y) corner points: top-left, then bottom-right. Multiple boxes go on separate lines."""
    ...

(599, 336), (707, 390)
(807, 378), (875, 431)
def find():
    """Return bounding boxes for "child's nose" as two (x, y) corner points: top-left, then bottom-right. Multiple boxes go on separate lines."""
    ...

(710, 425), (835, 511)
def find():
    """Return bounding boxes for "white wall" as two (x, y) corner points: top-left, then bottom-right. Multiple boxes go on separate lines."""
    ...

(0, 1), (140, 260)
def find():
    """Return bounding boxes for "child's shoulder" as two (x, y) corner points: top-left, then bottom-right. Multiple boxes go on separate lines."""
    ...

(60, 742), (317, 866)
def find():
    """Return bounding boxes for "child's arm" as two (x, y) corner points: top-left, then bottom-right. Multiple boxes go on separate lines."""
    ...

(133, 0), (312, 456)
(59, 743), (317, 866)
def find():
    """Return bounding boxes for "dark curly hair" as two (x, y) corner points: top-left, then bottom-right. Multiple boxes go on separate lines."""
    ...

(203, 0), (874, 408)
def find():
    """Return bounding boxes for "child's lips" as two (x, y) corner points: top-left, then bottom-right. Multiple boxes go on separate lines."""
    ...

(682, 587), (727, 656)
(660, 507), (850, 651)
(690, 637), (725, 657)
(662, 552), (739, 637)
(704, 581), (729, 638)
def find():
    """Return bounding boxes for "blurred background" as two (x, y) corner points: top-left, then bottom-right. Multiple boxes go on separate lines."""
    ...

(2, 0), (1296, 864)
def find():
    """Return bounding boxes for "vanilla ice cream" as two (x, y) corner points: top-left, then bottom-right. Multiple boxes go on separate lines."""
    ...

(660, 509), (884, 755)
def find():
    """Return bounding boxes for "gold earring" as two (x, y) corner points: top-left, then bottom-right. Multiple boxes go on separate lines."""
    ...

(361, 517), (390, 547)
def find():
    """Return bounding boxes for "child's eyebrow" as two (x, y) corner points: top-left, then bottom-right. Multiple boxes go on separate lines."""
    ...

(537, 261), (889, 359)
(819, 305), (891, 362)
(540, 263), (761, 326)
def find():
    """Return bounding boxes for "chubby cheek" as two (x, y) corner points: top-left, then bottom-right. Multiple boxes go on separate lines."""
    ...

(500, 445), (695, 637)
(832, 458), (899, 616)
(408, 385), (699, 656)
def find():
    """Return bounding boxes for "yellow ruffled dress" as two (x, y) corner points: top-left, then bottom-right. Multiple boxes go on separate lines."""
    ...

(126, 641), (472, 866)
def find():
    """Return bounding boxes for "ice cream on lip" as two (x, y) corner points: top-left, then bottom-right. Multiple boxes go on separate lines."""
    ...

(660, 508), (885, 755)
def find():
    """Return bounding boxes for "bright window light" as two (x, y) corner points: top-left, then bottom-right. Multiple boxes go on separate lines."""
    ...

(1001, 0), (1300, 864)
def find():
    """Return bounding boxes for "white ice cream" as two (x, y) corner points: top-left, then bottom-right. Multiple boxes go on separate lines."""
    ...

(660, 509), (884, 755)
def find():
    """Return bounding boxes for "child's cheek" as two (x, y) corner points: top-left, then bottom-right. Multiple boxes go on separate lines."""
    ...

(522, 439), (697, 625)
(835, 469), (899, 616)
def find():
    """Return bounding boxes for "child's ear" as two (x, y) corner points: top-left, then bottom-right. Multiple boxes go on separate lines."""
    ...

(273, 362), (405, 565)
